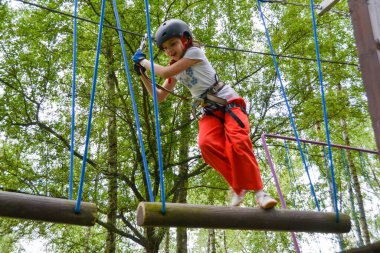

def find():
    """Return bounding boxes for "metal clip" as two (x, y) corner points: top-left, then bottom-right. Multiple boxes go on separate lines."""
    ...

(139, 34), (147, 51)
(192, 100), (200, 119)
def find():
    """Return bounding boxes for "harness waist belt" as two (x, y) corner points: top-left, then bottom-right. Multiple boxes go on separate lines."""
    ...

(209, 81), (225, 94)
(191, 81), (227, 118)
(205, 93), (227, 105)
(202, 81), (227, 106)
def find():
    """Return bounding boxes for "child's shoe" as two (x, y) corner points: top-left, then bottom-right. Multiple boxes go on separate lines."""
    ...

(255, 191), (277, 209)
(230, 189), (247, 206)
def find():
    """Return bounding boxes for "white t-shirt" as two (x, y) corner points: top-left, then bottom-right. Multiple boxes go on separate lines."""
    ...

(173, 47), (239, 101)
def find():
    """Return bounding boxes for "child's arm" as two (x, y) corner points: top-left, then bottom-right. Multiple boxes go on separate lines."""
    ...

(132, 50), (200, 102)
(139, 73), (178, 102)
(140, 58), (201, 79)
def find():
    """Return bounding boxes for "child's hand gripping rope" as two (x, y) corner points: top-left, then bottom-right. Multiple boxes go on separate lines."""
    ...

(133, 34), (147, 75)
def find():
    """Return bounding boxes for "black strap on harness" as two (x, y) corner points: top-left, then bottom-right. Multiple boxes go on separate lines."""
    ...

(193, 75), (247, 128)
(192, 74), (226, 117)
(203, 102), (247, 128)
(225, 103), (246, 128)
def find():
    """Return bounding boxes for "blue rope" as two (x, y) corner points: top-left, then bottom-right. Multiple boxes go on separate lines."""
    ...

(323, 147), (338, 211)
(111, 0), (153, 202)
(142, 0), (166, 213)
(69, 0), (78, 201)
(257, 0), (320, 211)
(303, 142), (313, 172)
(75, 0), (106, 213)
(309, 0), (339, 221)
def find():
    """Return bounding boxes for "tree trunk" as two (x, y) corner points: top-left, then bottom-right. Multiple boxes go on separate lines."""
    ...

(347, 176), (364, 247)
(83, 227), (92, 253)
(345, 136), (371, 245)
(176, 166), (187, 253)
(105, 31), (118, 253)
(176, 106), (190, 253)
(324, 148), (344, 251)
(371, 168), (380, 191)
(223, 231), (227, 253)
(338, 83), (371, 245)
(165, 230), (170, 253)
(208, 229), (216, 253)
(176, 227), (187, 253)
(338, 124), (363, 248)
(145, 227), (164, 253)
(341, 122), (364, 248)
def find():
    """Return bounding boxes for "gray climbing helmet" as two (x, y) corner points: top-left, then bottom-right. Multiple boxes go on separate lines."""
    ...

(154, 19), (192, 49)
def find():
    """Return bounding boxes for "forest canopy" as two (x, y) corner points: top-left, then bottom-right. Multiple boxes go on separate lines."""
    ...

(0, 0), (379, 252)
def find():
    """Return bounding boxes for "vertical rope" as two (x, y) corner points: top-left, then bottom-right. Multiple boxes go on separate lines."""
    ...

(257, 0), (320, 211)
(309, 0), (339, 221)
(69, 0), (78, 200)
(359, 152), (369, 181)
(324, 146), (339, 213)
(142, 0), (166, 213)
(75, 0), (106, 213)
(111, 0), (153, 201)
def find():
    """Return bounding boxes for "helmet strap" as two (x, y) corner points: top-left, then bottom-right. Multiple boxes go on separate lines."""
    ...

(180, 35), (192, 50)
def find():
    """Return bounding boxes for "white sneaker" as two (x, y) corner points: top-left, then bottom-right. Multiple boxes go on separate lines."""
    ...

(256, 191), (277, 209)
(230, 189), (247, 206)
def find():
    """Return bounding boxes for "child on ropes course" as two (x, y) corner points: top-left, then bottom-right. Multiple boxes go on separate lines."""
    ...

(132, 19), (277, 209)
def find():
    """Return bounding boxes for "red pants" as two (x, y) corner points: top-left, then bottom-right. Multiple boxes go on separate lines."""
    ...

(198, 98), (263, 194)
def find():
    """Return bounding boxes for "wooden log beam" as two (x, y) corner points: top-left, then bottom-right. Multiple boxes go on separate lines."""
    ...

(341, 241), (380, 253)
(0, 191), (97, 226)
(136, 202), (351, 233)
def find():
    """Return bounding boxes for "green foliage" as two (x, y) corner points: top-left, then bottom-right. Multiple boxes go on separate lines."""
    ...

(0, 0), (378, 252)
(0, 233), (16, 253)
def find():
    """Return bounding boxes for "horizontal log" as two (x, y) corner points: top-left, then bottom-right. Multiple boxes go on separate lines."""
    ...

(341, 241), (380, 253)
(0, 191), (97, 226)
(137, 202), (351, 233)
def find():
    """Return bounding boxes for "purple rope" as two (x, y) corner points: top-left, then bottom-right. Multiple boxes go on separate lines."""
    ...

(261, 133), (378, 251)
(261, 133), (301, 253)
(264, 133), (378, 154)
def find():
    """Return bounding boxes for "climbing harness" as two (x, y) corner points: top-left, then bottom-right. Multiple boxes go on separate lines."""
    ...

(193, 78), (226, 108)
(191, 75), (246, 128)
(191, 75), (225, 114)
